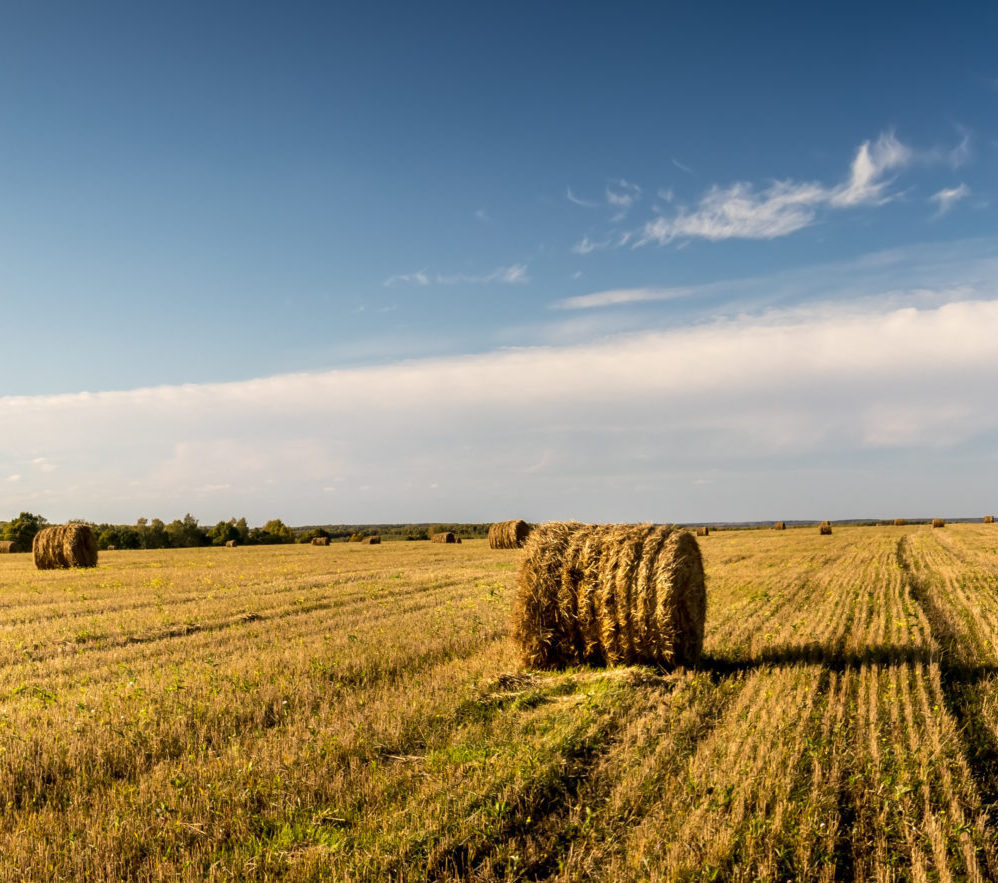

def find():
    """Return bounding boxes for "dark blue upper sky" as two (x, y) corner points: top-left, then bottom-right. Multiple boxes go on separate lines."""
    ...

(2, 1), (994, 393)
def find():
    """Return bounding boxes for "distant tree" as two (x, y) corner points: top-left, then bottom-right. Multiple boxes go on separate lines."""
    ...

(258, 518), (294, 544)
(208, 520), (240, 546)
(165, 514), (208, 548)
(3, 512), (47, 552)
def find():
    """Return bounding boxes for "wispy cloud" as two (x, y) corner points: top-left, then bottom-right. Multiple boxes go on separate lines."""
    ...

(929, 183), (969, 216)
(474, 208), (490, 222)
(570, 236), (610, 255)
(566, 186), (598, 207)
(634, 133), (915, 247)
(672, 157), (694, 175)
(384, 263), (529, 287)
(554, 286), (694, 310)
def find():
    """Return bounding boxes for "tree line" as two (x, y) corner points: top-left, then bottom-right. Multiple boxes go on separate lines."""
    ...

(0, 513), (488, 552)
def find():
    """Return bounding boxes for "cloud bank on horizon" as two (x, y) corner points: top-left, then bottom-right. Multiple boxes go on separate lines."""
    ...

(4, 262), (998, 524)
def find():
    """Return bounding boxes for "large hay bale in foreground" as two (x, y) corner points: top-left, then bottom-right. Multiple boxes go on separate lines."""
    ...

(696, 526), (709, 537)
(489, 519), (531, 549)
(310, 537), (330, 546)
(932, 518), (945, 528)
(894, 518), (906, 526)
(819, 523), (832, 535)
(363, 536), (381, 545)
(430, 532), (456, 544)
(33, 525), (98, 570)
(225, 539), (239, 548)
(513, 523), (706, 669)
(0, 541), (17, 554)
(984, 515), (995, 524)
(773, 522), (786, 530)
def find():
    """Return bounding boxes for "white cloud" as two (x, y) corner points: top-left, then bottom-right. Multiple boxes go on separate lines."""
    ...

(554, 286), (694, 310)
(474, 208), (490, 222)
(385, 263), (529, 287)
(3, 296), (998, 522)
(929, 184), (970, 216)
(6, 474), (20, 482)
(566, 186), (598, 207)
(621, 132), (947, 248)
(571, 236), (609, 255)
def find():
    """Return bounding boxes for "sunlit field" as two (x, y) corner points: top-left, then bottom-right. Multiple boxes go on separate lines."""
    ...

(1, 525), (997, 880)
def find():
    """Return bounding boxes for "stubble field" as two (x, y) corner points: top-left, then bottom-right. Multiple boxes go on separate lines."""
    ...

(1, 524), (997, 880)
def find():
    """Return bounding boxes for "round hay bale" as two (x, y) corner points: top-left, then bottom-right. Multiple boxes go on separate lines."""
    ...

(932, 518), (945, 528)
(695, 526), (709, 537)
(225, 539), (239, 548)
(893, 518), (906, 526)
(33, 525), (98, 570)
(363, 536), (381, 545)
(819, 523), (832, 535)
(0, 540), (18, 554)
(513, 522), (706, 669)
(105, 544), (117, 551)
(772, 521), (786, 530)
(310, 537), (330, 546)
(430, 531), (456, 544)
(984, 515), (995, 524)
(489, 519), (531, 549)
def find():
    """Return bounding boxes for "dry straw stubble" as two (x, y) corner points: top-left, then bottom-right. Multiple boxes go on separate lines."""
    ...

(33, 525), (98, 570)
(488, 519), (531, 549)
(513, 522), (706, 669)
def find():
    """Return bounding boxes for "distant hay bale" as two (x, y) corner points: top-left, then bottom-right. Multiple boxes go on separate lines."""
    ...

(932, 518), (945, 528)
(310, 537), (330, 546)
(225, 539), (239, 548)
(0, 541), (17, 554)
(430, 532), (456, 544)
(106, 545), (116, 551)
(363, 536), (381, 545)
(489, 520), (531, 549)
(33, 525), (98, 570)
(695, 526), (709, 537)
(513, 522), (706, 670)
(984, 515), (995, 524)
(893, 518), (905, 526)
(819, 523), (832, 535)
(773, 522), (786, 530)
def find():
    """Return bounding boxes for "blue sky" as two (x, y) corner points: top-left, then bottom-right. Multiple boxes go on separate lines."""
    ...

(2, 1), (997, 523)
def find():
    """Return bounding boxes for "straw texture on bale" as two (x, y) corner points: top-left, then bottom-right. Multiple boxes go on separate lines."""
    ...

(310, 537), (330, 546)
(819, 524), (832, 535)
(363, 536), (381, 545)
(932, 518), (945, 528)
(513, 522), (706, 669)
(489, 520), (531, 549)
(0, 541), (17, 554)
(984, 515), (995, 524)
(106, 545), (116, 551)
(33, 525), (98, 570)
(695, 526), (709, 537)
(894, 518), (906, 526)
(430, 532), (456, 544)
(773, 522), (786, 530)
(225, 539), (238, 548)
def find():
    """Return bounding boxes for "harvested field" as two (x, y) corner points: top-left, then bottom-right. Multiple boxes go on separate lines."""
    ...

(0, 525), (996, 879)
